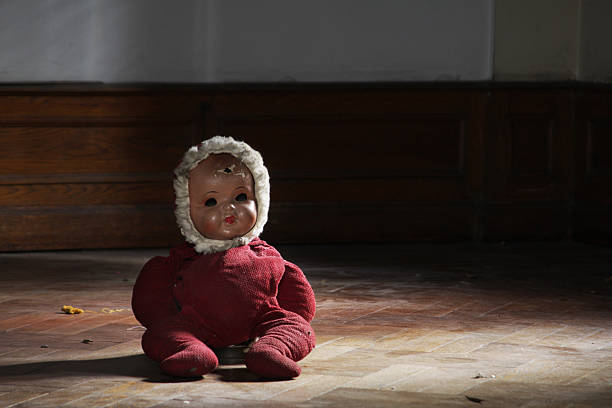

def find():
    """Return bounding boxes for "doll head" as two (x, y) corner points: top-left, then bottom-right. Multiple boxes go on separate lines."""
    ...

(173, 136), (270, 254)
(188, 153), (257, 240)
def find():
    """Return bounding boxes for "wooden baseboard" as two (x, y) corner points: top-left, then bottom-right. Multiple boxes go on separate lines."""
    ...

(573, 205), (612, 245)
(1, 83), (610, 250)
(264, 203), (475, 244)
(0, 205), (181, 251)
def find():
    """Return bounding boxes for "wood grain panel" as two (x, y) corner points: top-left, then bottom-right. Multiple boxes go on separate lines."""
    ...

(0, 94), (201, 122)
(486, 90), (571, 202)
(574, 89), (612, 244)
(0, 183), (173, 207)
(211, 89), (478, 116)
(208, 88), (484, 245)
(264, 203), (474, 243)
(573, 205), (612, 244)
(219, 115), (465, 179)
(0, 124), (196, 177)
(575, 91), (612, 204)
(0, 84), (609, 249)
(509, 117), (553, 179)
(0, 205), (180, 251)
(482, 205), (569, 241)
(271, 178), (469, 203)
(586, 119), (612, 176)
(0, 91), (203, 251)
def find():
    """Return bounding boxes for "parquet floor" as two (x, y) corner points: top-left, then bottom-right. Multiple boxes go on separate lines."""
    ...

(1, 242), (611, 407)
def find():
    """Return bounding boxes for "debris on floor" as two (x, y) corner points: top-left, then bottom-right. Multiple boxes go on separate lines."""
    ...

(61, 305), (83, 314)
(61, 305), (128, 314)
(101, 308), (126, 314)
(81, 339), (93, 344)
(465, 395), (485, 404)
(473, 372), (496, 379)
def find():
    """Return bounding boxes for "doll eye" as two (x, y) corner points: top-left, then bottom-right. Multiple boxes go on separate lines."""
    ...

(204, 198), (217, 207)
(235, 193), (247, 202)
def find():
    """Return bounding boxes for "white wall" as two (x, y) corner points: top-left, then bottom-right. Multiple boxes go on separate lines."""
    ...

(494, 0), (580, 81)
(494, 0), (612, 82)
(0, 0), (209, 82)
(0, 0), (493, 83)
(211, 0), (493, 82)
(578, 0), (612, 82)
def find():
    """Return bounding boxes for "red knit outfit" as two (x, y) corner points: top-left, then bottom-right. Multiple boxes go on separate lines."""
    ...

(132, 237), (316, 379)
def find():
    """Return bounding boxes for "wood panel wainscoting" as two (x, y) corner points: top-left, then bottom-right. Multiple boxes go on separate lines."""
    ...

(0, 83), (610, 251)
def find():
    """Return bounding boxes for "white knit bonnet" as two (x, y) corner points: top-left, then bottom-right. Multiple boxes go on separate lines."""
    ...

(173, 136), (270, 254)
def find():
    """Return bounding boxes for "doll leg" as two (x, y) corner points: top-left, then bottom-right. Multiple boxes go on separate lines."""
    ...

(142, 316), (218, 377)
(245, 311), (316, 379)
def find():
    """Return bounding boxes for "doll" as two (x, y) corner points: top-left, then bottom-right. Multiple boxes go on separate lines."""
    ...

(131, 136), (316, 379)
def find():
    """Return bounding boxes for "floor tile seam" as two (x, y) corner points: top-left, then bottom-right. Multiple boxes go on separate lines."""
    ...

(0, 352), (66, 367)
(309, 346), (359, 361)
(343, 365), (433, 391)
(374, 327), (413, 343)
(525, 325), (570, 346)
(459, 376), (505, 398)
(428, 300), (477, 318)
(492, 322), (541, 344)
(0, 311), (39, 321)
(313, 336), (347, 348)
(9, 318), (97, 335)
(16, 347), (69, 363)
(3, 316), (61, 333)
(317, 301), (392, 313)
(386, 336), (426, 353)
(427, 333), (476, 353)
(0, 382), (60, 394)
(378, 366), (434, 392)
(291, 380), (352, 404)
(386, 331), (467, 353)
(431, 333), (501, 354)
(91, 393), (154, 408)
(326, 282), (362, 293)
(497, 357), (562, 382)
(97, 381), (171, 408)
(477, 300), (517, 318)
(537, 326), (604, 349)
(10, 379), (101, 408)
(52, 379), (159, 408)
(263, 375), (322, 401)
(564, 365), (607, 386)
(403, 299), (445, 315)
(5, 390), (53, 408)
(341, 305), (391, 323)
(50, 314), (138, 336)
(462, 335), (509, 356)
(35, 314), (122, 334)
(0, 347), (25, 358)
(571, 327), (607, 348)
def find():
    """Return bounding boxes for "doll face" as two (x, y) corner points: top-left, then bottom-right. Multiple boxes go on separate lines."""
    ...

(189, 154), (257, 240)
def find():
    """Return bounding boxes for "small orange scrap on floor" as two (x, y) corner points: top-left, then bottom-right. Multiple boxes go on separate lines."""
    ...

(61, 305), (84, 314)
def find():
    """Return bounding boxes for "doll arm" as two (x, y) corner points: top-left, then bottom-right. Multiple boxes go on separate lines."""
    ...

(277, 261), (316, 323)
(131, 255), (180, 328)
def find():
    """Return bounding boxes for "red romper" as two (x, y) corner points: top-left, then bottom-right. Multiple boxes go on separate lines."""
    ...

(132, 238), (316, 378)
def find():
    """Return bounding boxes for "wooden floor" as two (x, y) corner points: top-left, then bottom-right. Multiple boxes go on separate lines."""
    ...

(1, 242), (612, 407)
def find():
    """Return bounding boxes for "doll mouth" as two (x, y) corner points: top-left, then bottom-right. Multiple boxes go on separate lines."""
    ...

(224, 216), (236, 224)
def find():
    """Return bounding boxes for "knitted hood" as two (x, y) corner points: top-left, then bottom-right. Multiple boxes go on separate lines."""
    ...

(173, 136), (270, 254)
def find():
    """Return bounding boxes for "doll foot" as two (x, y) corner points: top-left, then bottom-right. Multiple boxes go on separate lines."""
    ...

(160, 343), (218, 377)
(245, 347), (301, 379)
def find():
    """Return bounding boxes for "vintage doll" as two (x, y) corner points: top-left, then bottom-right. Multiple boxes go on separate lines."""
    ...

(131, 136), (316, 379)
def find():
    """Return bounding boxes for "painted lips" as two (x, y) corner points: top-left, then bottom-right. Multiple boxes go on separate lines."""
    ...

(224, 216), (236, 224)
